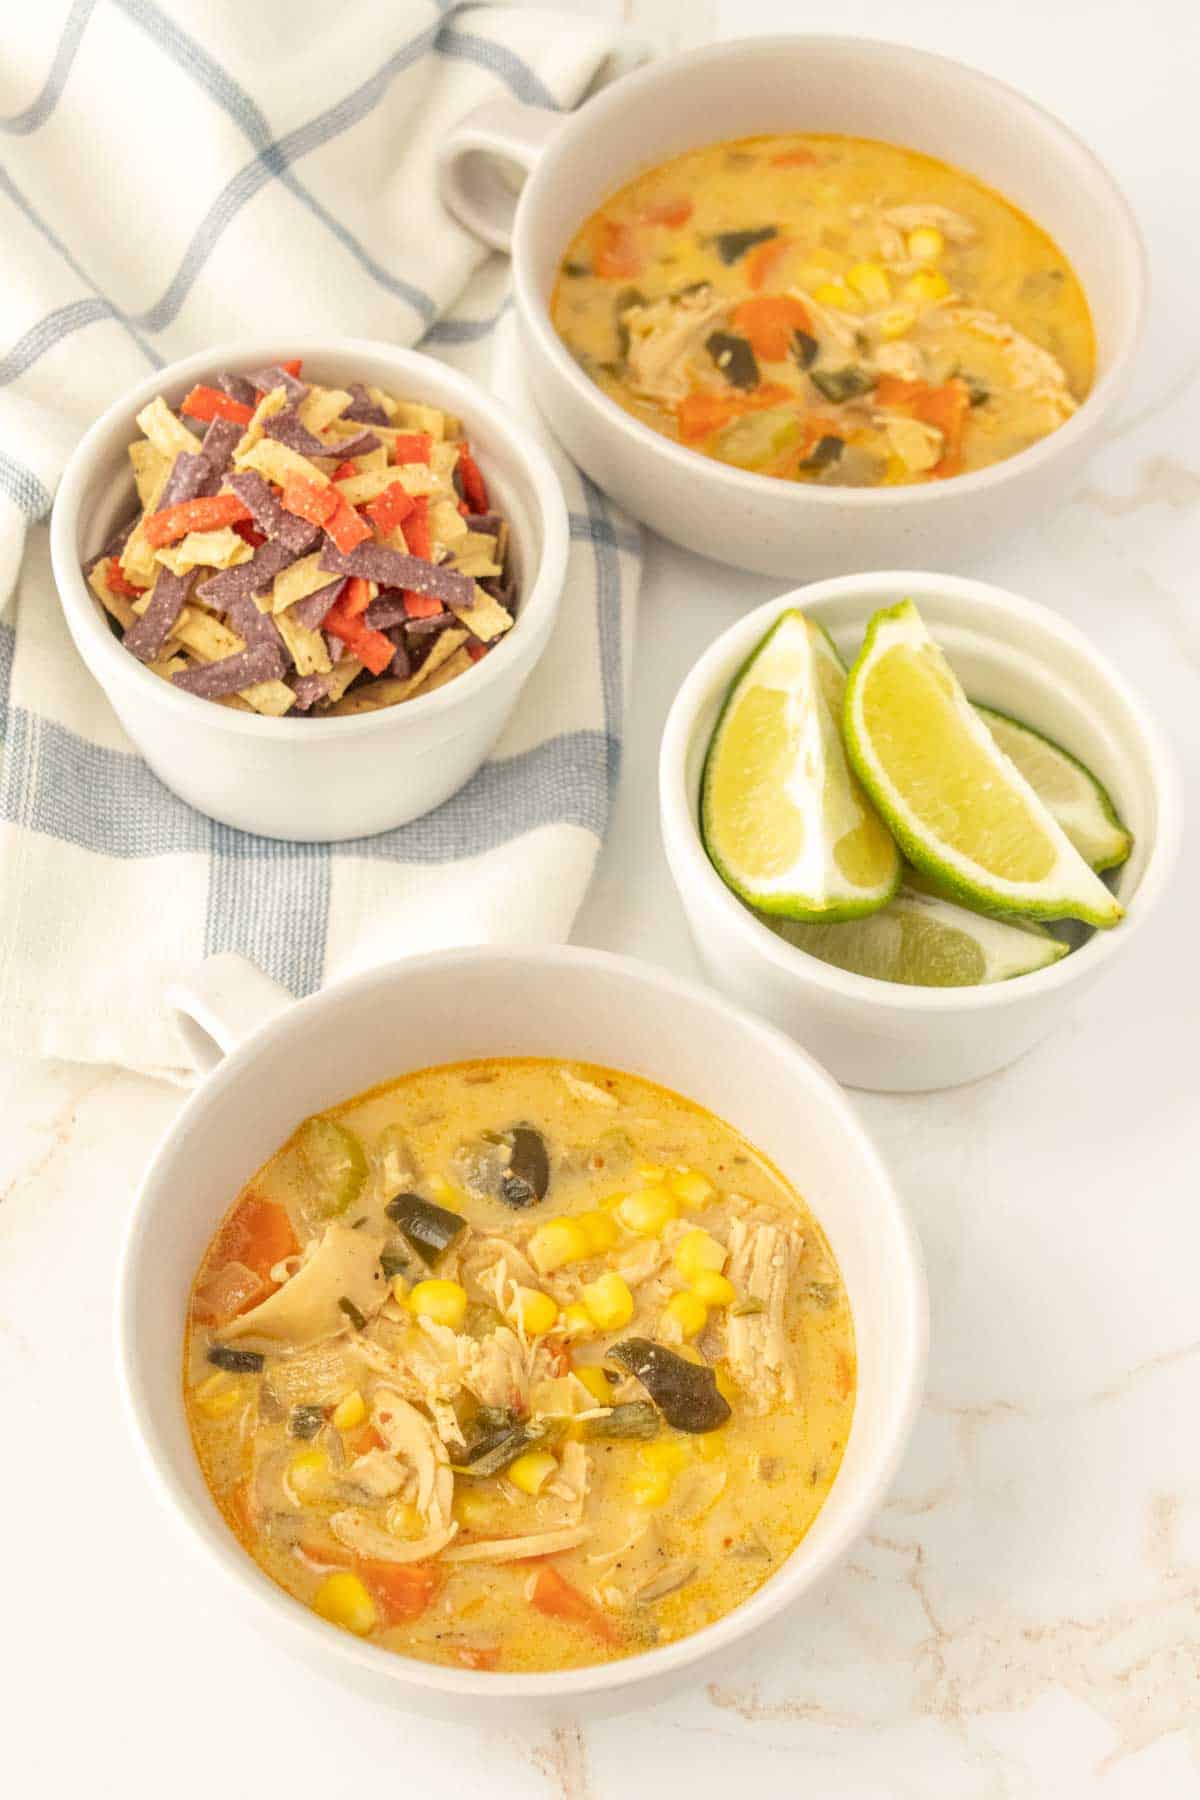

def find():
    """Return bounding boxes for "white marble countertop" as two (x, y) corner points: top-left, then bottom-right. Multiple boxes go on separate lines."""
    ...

(3, 1), (1197, 1794)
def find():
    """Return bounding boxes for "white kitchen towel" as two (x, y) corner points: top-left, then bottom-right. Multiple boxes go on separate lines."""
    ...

(0, 0), (641, 1080)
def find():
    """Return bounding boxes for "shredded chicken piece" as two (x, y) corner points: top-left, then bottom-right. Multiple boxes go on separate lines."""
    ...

(723, 1216), (803, 1414)
(880, 203), (979, 245)
(218, 1224), (387, 1347)
(454, 1324), (530, 1415)
(344, 1449), (408, 1498)
(946, 306), (1078, 417)
(873, 339), (926, 383)
(329, 1508), (457, 1564)
(460, 1234), (541, 1308)
(879, 413), (944, 472)
(792, 289), (860, 356)
(371, 1386), (454, 1531)
(544, 1439), (590, 1524)
(441, 1524), (592, 1564)
(622, 287), (729, 405)
(559, 1069), (618, 1107)
(633, 1559), (698, 1603)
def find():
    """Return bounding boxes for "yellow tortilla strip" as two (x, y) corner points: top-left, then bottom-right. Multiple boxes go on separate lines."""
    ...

(366, 385), (398, 420)
(155, 528), (251, 575)
(119, 517), (164, 589)
(239, 678), (296, 717)
(383, 461), (443, 499)
(136, 396), (202, 461)
(419, 645), (473, 694)
(389, 400), (448, 439)
(129, 439), (171, 511)
(270, 551), (336, 613)
(146, 653), (188, 681)
(327, 677), (411, 716)
(449, 584), (512, 644)
(275, 608), (332, 677)
(171, 605), (246, 662)
(331, 466), (410, 506)
(297, 386), (351, 434)
(430, 498), (468, 547)
(431, 441), (460, 484)
(323, 656), (366, 704)
(451, 533), (502, 579)
(88, 562), (137, 631)
(236, 436), (330, 490)
(233, 384), (288, 460)
(401, 628), (469, 696)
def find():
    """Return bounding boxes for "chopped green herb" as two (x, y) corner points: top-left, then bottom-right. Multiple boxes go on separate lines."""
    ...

(798, 434), (844, 472)
(714, 226), (777, 265)
(288, 1405), (324, 1440)
(207, 1344), (264, 1374)
(706, 331), (760, 391)
(791, 330), (819, 371)
(338, 1295), (367, 1331)
(810, 366), (875, 404)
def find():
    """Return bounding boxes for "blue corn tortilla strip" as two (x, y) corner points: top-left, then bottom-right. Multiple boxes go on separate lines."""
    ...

(158, 448), (217, 511)
(323, 427), (380, 460)
(248, 364), (308, 403)
(196, 536), (306, 608)
(342, 383), (389, 426)
(290, 669), (340, 711)
(200, 416), (241, 475)
(226, 470), (319, 554)
(84, 515), (135, 576)
(122, 567), (195, 662)
(218, 372), (258, 408)
(264, 407), (343, 460)
(386, 628), (411, 679)
(325, 631), (345, 663)
(319, 541), (474, 609)
(405, 610), (455, 637)
(224, 591), (286, 656)
(172, 642), (285, 697)
(363, 596), (408, 631)
(288, 579), (344, 630)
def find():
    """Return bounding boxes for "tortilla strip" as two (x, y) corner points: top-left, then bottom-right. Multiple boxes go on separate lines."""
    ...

(275, 608), (332, 677)
(136, 396), (202, 461)
(449, 583), (512, 644)
(88, 562), (137, 631)
(235, 436), (330, 491)
(270, 551), (337, 613)
(155, 528), (251, 576)
(129, 439), (171, 511)
(297, 387), (351, 434)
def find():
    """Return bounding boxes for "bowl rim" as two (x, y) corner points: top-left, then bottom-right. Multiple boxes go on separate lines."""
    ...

(116, 942), (928, 1702)
(660, 572), (1182, 1016)
(50, 336), (570, 742)
(511, 32), (1149, 513)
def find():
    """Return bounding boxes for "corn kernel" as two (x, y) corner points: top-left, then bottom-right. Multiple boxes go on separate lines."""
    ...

(512, 1286), (558, 1336)
(904, 268), (951, 303)
(408, 1278), (468, 1330)
(666, 1291), (708, 1339)
(332, 1389), (366, 1432)
(425, 1175), (463, 1212)
(907, 226), (944, 263)
(715, 1363), (738, 1403)
(616, 1186), (678, 1236)
(639, 1439), (690, 1475)
(194, 1372), (244, 1419)
(389, 1273), (409, 1305)
(674, 1228), (727, 1284)
(635, 1163), (668, 1184)
(288, 1449), (329, 1499)
(507, 1450), (558, 1496)
(846, 261), (891, 305)
(561, 1301), (595, 1337)
(630, 1468), (673, 1508)
(598, 1189), (629, 1213)
(528, 1216), (591, 1274)
(385, 1499), (424, 1538)
(578, 1209), (618, 1253)
(454, 1487), (494, 1528)
(874, 303), (917, 342)
(581, 1272), (635, 1331)
(314, 1571), (376, 1636)
(691, 1270), (737, 1307)
(574, 1364), (614, 1405)
(669, 1170), (716, 1210)
(814, 281), (856, 309)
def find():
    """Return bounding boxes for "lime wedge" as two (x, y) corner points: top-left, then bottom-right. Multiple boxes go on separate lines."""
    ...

(701, 610), (900, 920)
(975, 706), (1132, 873)
(763, 885), (1070, 986)
(843, 602), (1122, 928)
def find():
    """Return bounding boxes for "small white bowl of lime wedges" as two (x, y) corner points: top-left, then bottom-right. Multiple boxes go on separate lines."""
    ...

(659, 573), (1181, 1092)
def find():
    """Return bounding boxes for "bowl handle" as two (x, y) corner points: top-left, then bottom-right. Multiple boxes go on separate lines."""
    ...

(435, 98), (564, 253)
(167, 952), (294, 1075)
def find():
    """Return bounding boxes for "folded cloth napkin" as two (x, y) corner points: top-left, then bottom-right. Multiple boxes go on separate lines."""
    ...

(0, 0), (640, 1080)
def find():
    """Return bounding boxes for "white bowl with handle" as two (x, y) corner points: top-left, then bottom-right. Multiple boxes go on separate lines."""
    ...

(50, 338), (568, 842)
(117, 945), (926, 1715)
(659, 573), (1181, 1092)
(437, 34), (1146, 580)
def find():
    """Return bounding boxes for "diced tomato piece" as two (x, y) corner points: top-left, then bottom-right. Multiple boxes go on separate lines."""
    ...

(212, 1195), (298, 1286)
(732, 295), (812, 362)
(771, 146), (819, 167)
(639, 196), (693, 228)
(296, 1537), (356, 1569)
(402, 589), (443, 621)
(180, 384), (253, 426)
(361, 1561), (442, 1625)
(228, 1479), (255, 1541)
(745, 236), (789, 290)
(338, 577), (370, 620)
(454, 1646), (500, 1671)
(364, 481), (416, 537)
(106, 558), (146, 599)
(465, 640), (488, 664)
(389, 433), (433, 466)
(144, 493), (253, 548)
(279, 359), (303, 377)
(280, 474), (336, 527)
(530, 1567), (621, 1644)
(594, 219), (643, 280)
(332, 459), (359, 482)
(675, 382), (791, 444)
(875, 375), (971, 478)
(323, 591), (394, 674)
(232, 519), (267, 548)
(403, 495), (431, 561)
(324, 494), (373, 554)
(341, 1422), (385, 1459)
(455, 441), (489, 515)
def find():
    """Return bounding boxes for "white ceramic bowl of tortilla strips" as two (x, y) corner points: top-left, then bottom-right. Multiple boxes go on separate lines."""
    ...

(117, 945), (927, 1716)
(437, 34), (1146, 579)
(50, 339), (568, 842)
